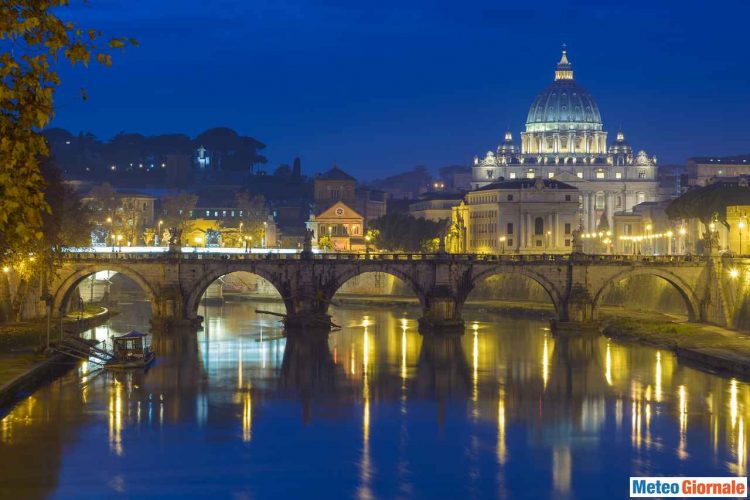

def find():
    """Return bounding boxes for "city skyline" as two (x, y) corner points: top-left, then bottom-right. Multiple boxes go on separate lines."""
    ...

(51, 0), (750, 179)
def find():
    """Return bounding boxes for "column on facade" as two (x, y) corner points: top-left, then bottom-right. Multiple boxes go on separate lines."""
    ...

(589, 192), (596, 232)
(526, 212), (533, 250)
(576, 193), (589, 232)
(547, 213), (553, 251)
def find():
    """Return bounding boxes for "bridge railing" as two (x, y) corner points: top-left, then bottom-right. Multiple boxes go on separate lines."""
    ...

(59, 250), (709, 265)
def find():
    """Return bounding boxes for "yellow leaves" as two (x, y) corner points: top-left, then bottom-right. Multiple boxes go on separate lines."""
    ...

(0, 0), (132, 253)
(108, 38), (126, 49)
(96, 53), (112, 67)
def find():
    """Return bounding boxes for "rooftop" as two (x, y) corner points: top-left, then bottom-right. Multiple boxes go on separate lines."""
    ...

(317, 166), (356, 182)
(474, 178), (577, 192)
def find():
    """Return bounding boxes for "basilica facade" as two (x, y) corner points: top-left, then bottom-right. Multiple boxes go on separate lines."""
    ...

(470, 48), (661, 234)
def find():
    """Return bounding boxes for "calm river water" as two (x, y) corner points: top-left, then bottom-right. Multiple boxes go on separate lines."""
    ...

(1, 299), (748, 499)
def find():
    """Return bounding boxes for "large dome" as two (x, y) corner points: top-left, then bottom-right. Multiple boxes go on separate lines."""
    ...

(525, 49), (603, 132)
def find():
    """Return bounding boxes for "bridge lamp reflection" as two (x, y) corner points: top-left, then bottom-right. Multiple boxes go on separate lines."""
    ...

(729, 269), (740, 279)
(2, 266), (8, 273)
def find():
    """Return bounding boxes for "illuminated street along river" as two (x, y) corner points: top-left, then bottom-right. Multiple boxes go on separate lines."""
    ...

(0, 299), (748, 499)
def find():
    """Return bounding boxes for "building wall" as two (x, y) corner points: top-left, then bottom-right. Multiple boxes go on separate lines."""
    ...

(449, 185), (578, 254)
(314, 178), (356, 206)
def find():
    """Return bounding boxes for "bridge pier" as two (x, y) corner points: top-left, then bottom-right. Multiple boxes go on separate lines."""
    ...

(553, 285), (600, 336)
(418, 286), (465, 334)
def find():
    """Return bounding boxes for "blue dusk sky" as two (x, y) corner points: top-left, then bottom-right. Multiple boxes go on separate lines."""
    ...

(52, 0), (750, 180)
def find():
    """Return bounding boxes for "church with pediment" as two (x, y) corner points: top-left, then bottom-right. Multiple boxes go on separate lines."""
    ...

(306, 200), (365, 251)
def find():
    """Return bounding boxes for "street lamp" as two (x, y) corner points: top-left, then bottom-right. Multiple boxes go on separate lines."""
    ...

(263, 221), (268, 249)
(157, 220), (163, 246)
(194, 235), (203, 247)
(545, 230), (551, 250)
(107, 217), (114, 251)
(499, 236), (506, 254)
(365, 234), (371, 255)
(116, 234), (123, 251)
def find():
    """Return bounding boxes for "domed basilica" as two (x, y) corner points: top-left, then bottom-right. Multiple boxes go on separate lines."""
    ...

(471, 47), (660, 233)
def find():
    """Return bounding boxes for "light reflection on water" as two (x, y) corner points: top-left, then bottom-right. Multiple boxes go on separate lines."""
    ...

(0, 299), (748, 498)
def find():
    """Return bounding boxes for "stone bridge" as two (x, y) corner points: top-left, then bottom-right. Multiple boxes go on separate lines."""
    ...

(50, 251), (748, 333)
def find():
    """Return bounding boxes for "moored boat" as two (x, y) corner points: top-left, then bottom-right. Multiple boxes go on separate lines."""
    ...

(105, 331), (155, 370)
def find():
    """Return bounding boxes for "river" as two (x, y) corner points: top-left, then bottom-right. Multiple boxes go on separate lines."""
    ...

(0, 298), (747, 499)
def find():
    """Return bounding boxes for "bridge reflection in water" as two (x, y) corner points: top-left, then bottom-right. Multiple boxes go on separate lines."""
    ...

(1, 302), (749, 497)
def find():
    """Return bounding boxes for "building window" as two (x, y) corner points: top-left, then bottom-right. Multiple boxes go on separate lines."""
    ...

(548, 172), (555, 178)
(596, 171), (605, 179)
(577, 172), (583, 178)
(565, 195), (571, 201)
(487, 169), (494, 179)
(526, 171), (535, 179)
(638, 170), (646, 179)
(507, 223), (513, 235)
(636, 192), (646, 204)
(595, 193), (605, 210)
(615, 172), (622, 179)
(565, 239), (571, 246)
(534, 217), (544, 235)
(535, 240), (542, 247)
(616, 196), (622, 208)
(509, 172), (517, 179)
(507, 194), (513, 201)
(205, 210), (210, 216)
(507, 239), (514, 247)
(624, 223), (632, 236)
(564, 223), (571, 234)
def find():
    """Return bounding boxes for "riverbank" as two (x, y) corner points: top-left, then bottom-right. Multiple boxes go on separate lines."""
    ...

(0, 306), (113, 409)
(601, 316), (750, 378)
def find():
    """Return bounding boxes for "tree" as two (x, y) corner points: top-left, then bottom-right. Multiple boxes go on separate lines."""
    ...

(161, 192), (198, 237)
(236, 192), (269, 243)
(369, 213), (445, 252)
(0, 1), (134, 253)
(193, 127), (267, 172)
(666, 182), (750, 227)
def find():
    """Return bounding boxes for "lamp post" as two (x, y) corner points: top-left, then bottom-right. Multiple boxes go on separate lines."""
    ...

(107, 217), (114, 251)
(545, 230), (551, 251)
(365, 234), (371, 255)
(116, 234), (123, 251)
(263, 221), (268, 249)
(157, 220), (163, 246)
(499, 236), (506, 255)
(194, 235), (203, 248)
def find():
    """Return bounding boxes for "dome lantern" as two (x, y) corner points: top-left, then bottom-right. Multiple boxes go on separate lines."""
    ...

(554, 44), (574, 81)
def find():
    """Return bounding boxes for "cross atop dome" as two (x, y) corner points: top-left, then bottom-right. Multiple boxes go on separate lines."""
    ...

(555, 44), (573, 81)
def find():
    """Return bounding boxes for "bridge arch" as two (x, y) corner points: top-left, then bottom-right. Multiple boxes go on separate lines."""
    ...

(184, 265), (288, 320)
(592, 268), (701, 321)
(467, 266), (565, 315)
(53, 264), (159, 317)
(326, 266), (427, 311)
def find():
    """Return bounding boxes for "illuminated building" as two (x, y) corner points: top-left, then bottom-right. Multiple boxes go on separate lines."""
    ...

(471, 47), (660, 233)
(448, 178), (579, 254)
(686, 155), (750, 187)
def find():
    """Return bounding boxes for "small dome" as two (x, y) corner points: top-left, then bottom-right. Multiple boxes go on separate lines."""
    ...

(498, 130), (518, 154)
(608, 130), (632, 155)
(525, 47), (603, 132)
